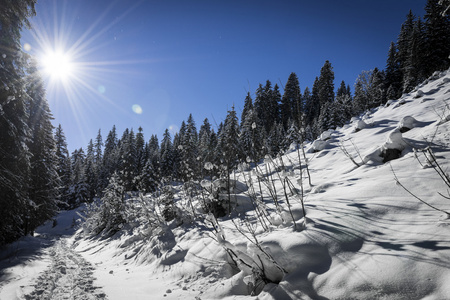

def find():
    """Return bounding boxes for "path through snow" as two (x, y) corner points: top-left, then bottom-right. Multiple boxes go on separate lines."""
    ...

(0, 208), (107, 300)
(24, 239), (106, 300)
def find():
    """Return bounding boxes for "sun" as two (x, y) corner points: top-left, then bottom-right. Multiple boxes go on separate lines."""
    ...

(41, 49), (74, 81)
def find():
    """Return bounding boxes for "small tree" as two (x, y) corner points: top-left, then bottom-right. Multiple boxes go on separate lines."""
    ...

(97, 172), (126, 235)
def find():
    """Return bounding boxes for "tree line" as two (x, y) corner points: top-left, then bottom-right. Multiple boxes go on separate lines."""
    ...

(1, 0), (449, 246)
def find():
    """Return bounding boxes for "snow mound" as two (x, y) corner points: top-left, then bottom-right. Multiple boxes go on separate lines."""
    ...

(353, 119), (367, 132)
(398, 115), (418, 132)
(308, 139), (328, 152)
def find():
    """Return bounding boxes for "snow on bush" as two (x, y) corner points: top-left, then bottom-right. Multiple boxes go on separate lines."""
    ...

(308, 140), (327, 153)
(414, 90), (424, 98)
(201, 178), (248, 217)
(398, 115), (418, 132)
(353, 119), (367, 132)
(320, 129), (333, 141)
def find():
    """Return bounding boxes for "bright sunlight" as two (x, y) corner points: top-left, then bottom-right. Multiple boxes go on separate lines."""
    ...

(41, 49), (74, 81)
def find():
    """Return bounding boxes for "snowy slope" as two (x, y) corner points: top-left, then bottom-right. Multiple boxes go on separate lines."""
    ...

(1, 69), (450, 300)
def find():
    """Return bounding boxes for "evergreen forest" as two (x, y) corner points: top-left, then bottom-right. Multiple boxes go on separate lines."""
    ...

(1, 0), (449, 246)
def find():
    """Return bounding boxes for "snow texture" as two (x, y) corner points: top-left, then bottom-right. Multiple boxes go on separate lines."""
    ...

(1, 69), (450, 300)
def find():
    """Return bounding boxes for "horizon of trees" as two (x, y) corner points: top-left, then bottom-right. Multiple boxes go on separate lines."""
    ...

(1, 0), (449, 246)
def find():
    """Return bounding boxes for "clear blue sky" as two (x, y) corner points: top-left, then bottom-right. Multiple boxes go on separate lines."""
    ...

(21, 0), (427, 152)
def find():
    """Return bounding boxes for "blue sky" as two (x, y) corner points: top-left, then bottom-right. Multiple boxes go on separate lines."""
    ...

(21, 0), (427, 152)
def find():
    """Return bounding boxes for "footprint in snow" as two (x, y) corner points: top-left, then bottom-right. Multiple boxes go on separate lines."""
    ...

(24, 240), (107, 300)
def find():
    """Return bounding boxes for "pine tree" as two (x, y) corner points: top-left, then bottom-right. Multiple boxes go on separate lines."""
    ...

(135, 127), (145, 177)
(0, 0), (36, 245)
(217, 106), (241, 170)
(216, 106), (240, 213)
(267, 82), (281, 131)
(93, 129), (103, 196)
(181, 114), (199, 181)
(240, 92), (253, 128)
(317, 101), (332, 133)
(385, 42), (402, 99)
(266, 122), (285, 156)
(54, 124), (72, 207)
(353, 70), (371, 114)
(147, 134), (160, 182)
(160, 129), (174, 181)
(423, 0), (450, 75)
(135, 159), (158, 193)
(25, 58), (60, 233)
(368, 68), (386, 107)
(318, 60), (335, 107)
(336, 80), (347, 98)
(310, 77), (321, 122)
(100, 125), (119, 191)
(118, 128), (137, 191)
(85, 139), (97, 201)
(97, 172), (126, 234)
(335, 93), (353, 126)
(284, 120), (302, 148)
(281, 73), (301, 130)
(69, 148), (88, 208)
(199, 118), (215, 169)
(254, 82), (274, 134)
(302, 86), (314, 127)
(403, 17), (426, 93)
(397, 10), (416, 84)
(239, 107), (263, 162)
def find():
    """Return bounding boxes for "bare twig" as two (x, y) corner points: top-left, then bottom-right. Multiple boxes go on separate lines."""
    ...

(391, 164), (450, 217)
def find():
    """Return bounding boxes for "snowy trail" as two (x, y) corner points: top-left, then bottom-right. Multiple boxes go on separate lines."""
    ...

(24, 239), (107, 300)
(0, 209), (108, 300)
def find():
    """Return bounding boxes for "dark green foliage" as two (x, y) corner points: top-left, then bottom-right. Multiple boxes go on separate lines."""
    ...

(397, 10), (416, 86)
(100, 125), (119, 191)
(69, 148), (88, 208)
(368, 68), (386, 107)
(0, 0), (53, 245)
(160, 128), (174, 180)
(281, 73), (301, 130)
(179, 114), (199, 181)
(318, 61), (335, 106)
(353, 71), (371, 114)
(54, 124), (72, 207)
(240, 107), (262, 162)
(160, 186), (176, 222)
(198, 118), (217, 175)
(85, 139), (97, 201)
(135, 127), (146, 177)
(403, 17), (427, 92)
(118, 128), (137, 191)
(217, 106), (240, 171)
(240, 92), (253, 127)
(423, 0), (450, 75)
(267, 122), (285, 156)
(385, 42), (402, 99)
(25, 59), (60, 233)
(96, 172), (126, 235)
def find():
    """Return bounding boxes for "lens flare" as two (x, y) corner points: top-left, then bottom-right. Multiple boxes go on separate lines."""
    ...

(23, 43), (32, 51)
(97, 85), (106, 94)
(132, 104), (143, 114)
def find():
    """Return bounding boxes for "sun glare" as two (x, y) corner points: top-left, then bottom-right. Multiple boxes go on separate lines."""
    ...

(41, 50), (74, 81)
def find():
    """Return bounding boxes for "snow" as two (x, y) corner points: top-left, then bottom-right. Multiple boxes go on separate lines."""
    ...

(353, 119), (367, 131)
(1, 69), (450, 299)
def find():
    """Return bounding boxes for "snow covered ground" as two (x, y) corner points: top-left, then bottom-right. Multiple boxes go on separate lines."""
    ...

(0, 209), (107, 299)
(1, 69), (450, 299)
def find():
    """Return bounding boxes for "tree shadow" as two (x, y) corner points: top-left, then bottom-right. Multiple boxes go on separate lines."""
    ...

(0, 235), (55, 283)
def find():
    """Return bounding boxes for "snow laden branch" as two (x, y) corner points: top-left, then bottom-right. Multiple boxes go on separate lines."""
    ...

(206, 213), (287, 296)
(391, 150), (450, 218)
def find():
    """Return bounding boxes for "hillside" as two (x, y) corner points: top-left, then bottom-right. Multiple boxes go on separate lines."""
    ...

(1, 68), (450, 300)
